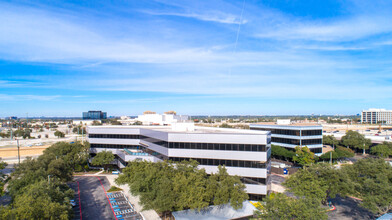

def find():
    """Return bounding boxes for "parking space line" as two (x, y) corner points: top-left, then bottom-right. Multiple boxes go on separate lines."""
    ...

(96, 176), (118, 220)
(77, 181), (82, 220)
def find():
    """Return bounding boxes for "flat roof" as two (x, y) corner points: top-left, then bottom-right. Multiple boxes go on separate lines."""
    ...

(88, 125), (270, 135)
(250, 123), (322, 129)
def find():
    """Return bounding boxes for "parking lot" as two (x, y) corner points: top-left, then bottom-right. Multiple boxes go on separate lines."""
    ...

(72, 176), (116, 220)
(70, 176), (143, 220)
(108, 192), (143, 220)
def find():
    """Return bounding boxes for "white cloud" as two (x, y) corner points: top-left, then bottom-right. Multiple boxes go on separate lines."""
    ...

(256, 15), (392, 42)
(0, 94), (61, 101)
(144, 11), (247, 24)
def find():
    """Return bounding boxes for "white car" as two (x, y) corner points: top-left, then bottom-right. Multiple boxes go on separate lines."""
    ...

(34, 143), (43, 146)
(70, 200), (76, 207)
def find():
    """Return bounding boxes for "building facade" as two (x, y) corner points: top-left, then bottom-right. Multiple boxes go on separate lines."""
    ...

(87, 125), (271, 200)
(82, 111), (107, 120)
(250, 124), (323, 154)
(361, 109), (392, 124)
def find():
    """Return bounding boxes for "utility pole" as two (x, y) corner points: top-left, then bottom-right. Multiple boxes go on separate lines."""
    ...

(17, 139), (20, 164)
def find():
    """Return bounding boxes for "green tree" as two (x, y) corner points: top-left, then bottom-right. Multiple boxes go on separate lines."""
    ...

(284, 163), (353, 203)
(72, 126), (86, 134)
(0, 160), (7, 196)
(335, 146), (355, 158)
(341, 130), (371, 155)
(271, 145), (295, 161)
(219, 123), (233, 128)
(323, 135), (338, 149)
(1, 181), (73, 219)
(293, 146), (315, 166)
(254, 193), (328, 220)
(54, 130), (65, 138)
(370, 142), (392, 158)
(91, 151), (115, 171)
(116, 160), (248, 215)
(206, 165), (248, 209)
(342, 158), (392, 215)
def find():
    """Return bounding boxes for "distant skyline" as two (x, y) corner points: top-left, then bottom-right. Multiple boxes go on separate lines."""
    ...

(1, 0), (392, 117)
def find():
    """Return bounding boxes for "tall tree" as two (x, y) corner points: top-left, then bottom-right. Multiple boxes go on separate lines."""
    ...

(91, 151), (115, 171)
(371, 142), (392, 158)
(254, 193), (328, 220)
(342, 158), (392, 215)
(284, 163), (353, 203)
(341, 130), (371, 155)
(323, 135), (338, 149)
(293, 146), (315, 166)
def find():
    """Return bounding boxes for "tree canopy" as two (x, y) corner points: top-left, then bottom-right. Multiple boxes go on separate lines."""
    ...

(254, 193), (328, 220)
(341, 130), (371, 154)
(293, 146), (315, 166)
(271, 145), (296, 161)
(323, 135), (338, 148)
(370, 142), (392, 158)
(1, 141), (89, 219)
(54, 130), (65, 138)
(341, 158), (392, 215)
(283, 163), (353, 203)
(115, 160), (248, 214)
(91, 151), (115, 171)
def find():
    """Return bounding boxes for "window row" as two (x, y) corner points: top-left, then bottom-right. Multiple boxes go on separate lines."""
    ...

(251, 127), (322, 136)
(168, 142), (267, 152)
(272, 137), (300, 145)
(309, 148), (322, 154)
(302, 139), (322, 145)
(241, 177), (267, 185)
(89, 134), (140, 139)
(169, 157), (268, 169)
(90, 144), (140, 149)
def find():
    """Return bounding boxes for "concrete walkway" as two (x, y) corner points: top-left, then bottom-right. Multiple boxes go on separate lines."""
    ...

(97, 174), (160, 220)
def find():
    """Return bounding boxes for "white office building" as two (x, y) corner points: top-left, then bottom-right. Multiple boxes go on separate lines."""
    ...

(250, 122), (323, 155)
(361, 109), (392, 124)
(87, 124), (271, 200)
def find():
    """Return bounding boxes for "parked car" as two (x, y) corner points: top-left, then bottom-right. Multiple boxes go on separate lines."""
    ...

(70, 200), (76, 207)
(112, 170), (120, 175)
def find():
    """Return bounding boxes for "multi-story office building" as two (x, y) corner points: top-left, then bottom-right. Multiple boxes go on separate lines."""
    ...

(87, 124), (271, 200)
(361, 108), (392, 124)
(250, 122), (323, 154)
(82, 111), (107, 120)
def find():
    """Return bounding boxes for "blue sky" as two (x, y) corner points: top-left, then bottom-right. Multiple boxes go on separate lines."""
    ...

(1, 0), (392, 117)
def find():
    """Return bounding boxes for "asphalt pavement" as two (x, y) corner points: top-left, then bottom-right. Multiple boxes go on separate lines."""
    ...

(73, 176), (116, 220)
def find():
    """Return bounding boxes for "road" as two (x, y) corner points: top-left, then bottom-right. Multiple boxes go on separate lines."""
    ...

(327, 195), (375, 220)
(73, 176), (116, 220)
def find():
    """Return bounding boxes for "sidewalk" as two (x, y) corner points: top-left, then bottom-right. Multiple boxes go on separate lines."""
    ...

(98, 174), (160, 220)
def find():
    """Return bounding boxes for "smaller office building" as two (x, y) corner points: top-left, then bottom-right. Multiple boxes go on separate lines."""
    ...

(250, 122), (323, 154)
(83, 111), (107, 120)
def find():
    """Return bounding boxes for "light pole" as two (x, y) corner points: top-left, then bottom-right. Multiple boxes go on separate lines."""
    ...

(17, 138), (20, 164)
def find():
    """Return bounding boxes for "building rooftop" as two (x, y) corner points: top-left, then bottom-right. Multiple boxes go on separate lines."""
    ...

(251, 122), (321, 127)
(88, 125), (270, 135)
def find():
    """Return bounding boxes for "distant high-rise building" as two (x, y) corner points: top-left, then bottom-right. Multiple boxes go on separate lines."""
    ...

(82, 111), (107, 120)
(361, 108), (392, 124)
